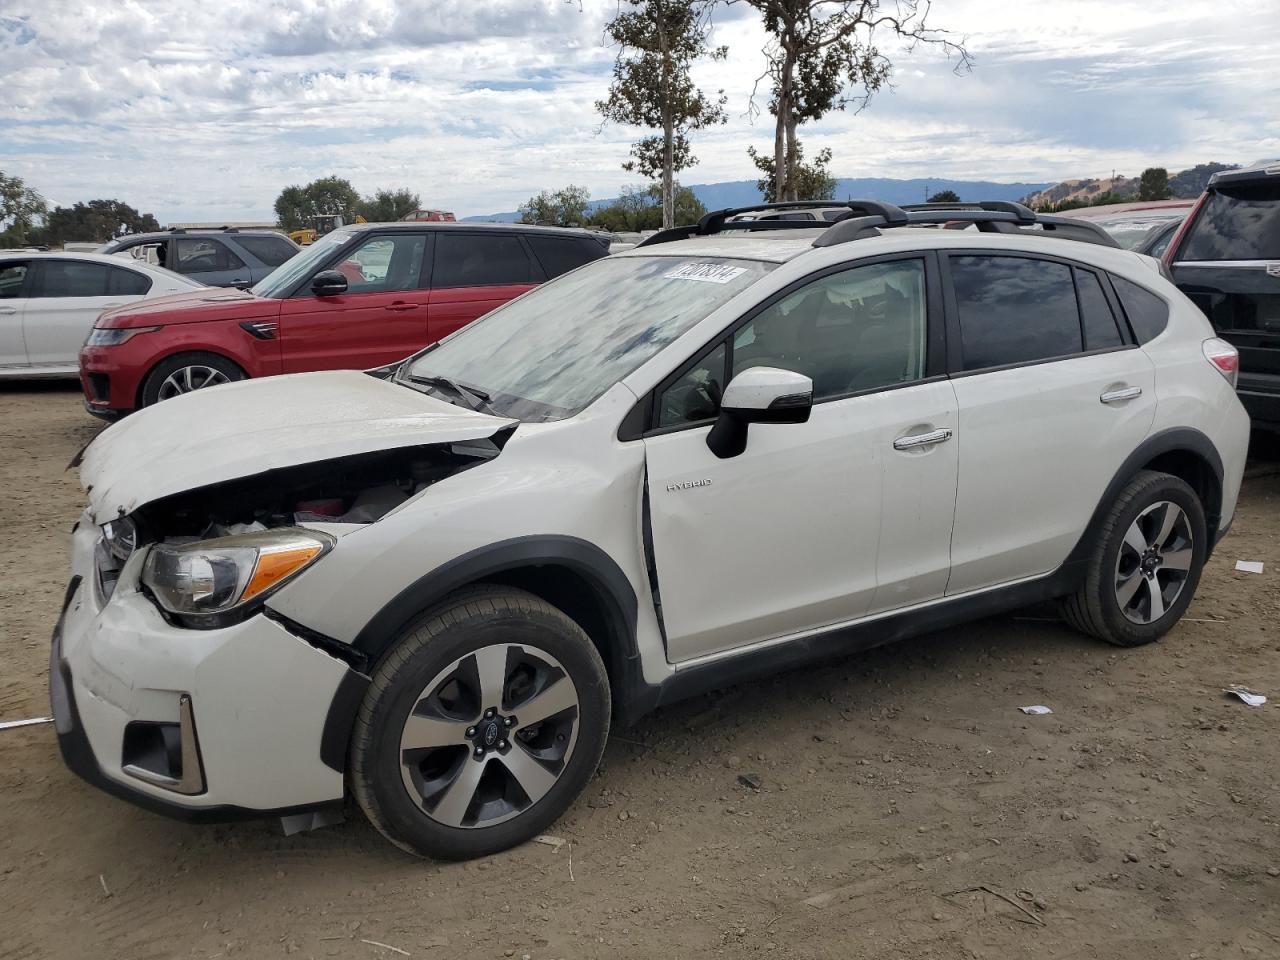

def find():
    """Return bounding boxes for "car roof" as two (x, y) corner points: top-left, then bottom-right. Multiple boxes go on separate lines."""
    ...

(108, 228), (290, 243)
(343, 221), (604, 240)
(1209, 159), (1280, 187)
(0, 249), (204, 282)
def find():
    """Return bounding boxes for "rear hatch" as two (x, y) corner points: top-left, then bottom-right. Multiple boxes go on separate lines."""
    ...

(1167, 167), (1280, 422)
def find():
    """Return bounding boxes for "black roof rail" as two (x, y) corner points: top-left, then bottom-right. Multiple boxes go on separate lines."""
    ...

(165, 226), (242, 234)
(636, 199), (909, 248)
(900, 200), (1036, 223)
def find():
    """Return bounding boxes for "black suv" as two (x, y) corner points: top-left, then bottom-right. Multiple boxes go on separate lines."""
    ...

(99, 228), (301, 289)
(1165, 160), (1280, 430)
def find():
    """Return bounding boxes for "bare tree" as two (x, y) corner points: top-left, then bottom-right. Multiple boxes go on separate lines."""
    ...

(736, 1), (971, 202)
(597, 1), (728, 229)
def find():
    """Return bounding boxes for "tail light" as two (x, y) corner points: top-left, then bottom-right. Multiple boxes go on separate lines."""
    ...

(1203, 338), (1239, 388)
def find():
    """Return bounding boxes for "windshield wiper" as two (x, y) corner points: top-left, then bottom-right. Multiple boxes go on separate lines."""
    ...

(404, 374), (499, 416)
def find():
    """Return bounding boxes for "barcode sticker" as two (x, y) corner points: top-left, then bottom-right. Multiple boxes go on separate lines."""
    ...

(663, 262), (748, 284)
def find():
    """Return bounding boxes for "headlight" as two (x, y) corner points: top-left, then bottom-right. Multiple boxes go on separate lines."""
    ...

(85, 325), (160, 347)
(141, 528), (333, 626)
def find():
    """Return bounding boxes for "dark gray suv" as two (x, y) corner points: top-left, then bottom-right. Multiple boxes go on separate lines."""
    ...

(99, 228), (301, 288)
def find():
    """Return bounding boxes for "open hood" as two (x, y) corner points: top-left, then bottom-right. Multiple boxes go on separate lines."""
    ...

(80, 370), (516, 524)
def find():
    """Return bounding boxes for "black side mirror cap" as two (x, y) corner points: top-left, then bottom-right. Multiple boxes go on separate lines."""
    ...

(311, 270), (348, 296)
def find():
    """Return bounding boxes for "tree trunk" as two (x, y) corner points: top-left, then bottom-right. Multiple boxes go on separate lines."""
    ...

(784, 108), (799, 201)
(773, 65), (789, 204)
(662, 112), (675, 229)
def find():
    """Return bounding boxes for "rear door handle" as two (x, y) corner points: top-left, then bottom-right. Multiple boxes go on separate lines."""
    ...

(385, 302), (418, 312)
(893, 428), (953, 450)
(1100, 386), (1142, 404)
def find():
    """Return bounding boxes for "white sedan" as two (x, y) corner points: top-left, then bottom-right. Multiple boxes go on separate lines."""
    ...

(0, 251), (203, 378)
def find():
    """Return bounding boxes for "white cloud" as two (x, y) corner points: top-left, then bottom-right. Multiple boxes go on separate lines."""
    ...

(0, 0), (1276, 221)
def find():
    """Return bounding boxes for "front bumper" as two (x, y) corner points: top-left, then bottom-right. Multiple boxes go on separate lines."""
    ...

(50, 518), (368, 821)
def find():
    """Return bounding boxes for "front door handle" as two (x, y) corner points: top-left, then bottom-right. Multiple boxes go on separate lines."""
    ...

(893, 428), (953, 451)
(0, 306), (16, 315)
(1100, 386), (1142, 404)
(385, 302), (417, 312)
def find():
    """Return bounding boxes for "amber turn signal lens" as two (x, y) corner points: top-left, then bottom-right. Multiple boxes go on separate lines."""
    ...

(241, 544), (324, 602)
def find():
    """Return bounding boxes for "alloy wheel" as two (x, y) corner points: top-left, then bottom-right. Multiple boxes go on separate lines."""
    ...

(157, 364), (231, 400)
(1114, 500), (1194, 624)
(398, 643), (580, 829)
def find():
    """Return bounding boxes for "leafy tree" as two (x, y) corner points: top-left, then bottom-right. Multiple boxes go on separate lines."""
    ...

(0, 171), (48, 248)
(1168, 162), (1236, 198)
(589, 183), (707, 231)
(748, 142), (835, 202)
(1138, 167), (1170, 201)
(41, 200), (160, 246)
(927, 189), (960, 203)
(273, 176), (362, 231)
(738, 0), (970, 202)
(358, 188), (422, 222)
(597, 0), (727, 229)
(520, 185), (591, 226)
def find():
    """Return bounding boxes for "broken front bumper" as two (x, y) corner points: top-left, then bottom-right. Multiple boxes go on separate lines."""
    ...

(50, 518), (369, 822)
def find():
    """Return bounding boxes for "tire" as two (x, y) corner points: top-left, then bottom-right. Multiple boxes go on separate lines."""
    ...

(1060, 470), (1207, 647)
(350, 586), (610, 860)
(139, 352), (245, 407)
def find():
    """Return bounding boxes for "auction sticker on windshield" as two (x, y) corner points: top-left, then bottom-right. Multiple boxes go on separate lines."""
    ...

(664, 262), (749, 284)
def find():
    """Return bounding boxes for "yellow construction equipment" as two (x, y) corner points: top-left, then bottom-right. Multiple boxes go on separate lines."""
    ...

(288, 214), (366, 246)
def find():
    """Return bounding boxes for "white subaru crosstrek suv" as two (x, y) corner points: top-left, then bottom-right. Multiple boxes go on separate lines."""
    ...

(52, 201), (1249, 860)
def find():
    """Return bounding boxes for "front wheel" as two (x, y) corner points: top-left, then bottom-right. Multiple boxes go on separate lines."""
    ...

(140, 352), (245, 407)
(1061, 470), (1207, 646)
(350, 586), (610, 860)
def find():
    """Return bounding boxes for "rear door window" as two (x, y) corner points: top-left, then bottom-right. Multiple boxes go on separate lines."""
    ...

(173, 238), (246, 274)
(0, 261), (30, 298)
(527, 235), (603, 279)
(35, 260), (112, 297)
(433, 234), (540, 288)
(1179, 182), (1280, 261)
(107, 266), (152, 296)
(235, 234), (299, 267)
(949, 255), (1082, 370)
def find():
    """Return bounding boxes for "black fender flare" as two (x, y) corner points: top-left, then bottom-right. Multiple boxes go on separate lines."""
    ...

(1065, 426), (1225, 567)
(350, 535), (640, 665)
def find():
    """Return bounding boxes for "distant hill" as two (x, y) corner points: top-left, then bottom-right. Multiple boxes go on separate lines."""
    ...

(1020, 162), (1239, 209)
(464, 176), (1053, 222)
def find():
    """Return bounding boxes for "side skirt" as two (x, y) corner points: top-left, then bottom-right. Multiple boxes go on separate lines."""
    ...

(613, 560), (1084, 726)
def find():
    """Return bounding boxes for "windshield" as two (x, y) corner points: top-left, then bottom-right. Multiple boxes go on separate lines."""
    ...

(402, 255), (773, 421)
(251, 229), (354, 298)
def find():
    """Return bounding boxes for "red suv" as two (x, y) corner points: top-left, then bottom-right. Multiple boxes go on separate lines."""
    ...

(80, 223), (608, 416)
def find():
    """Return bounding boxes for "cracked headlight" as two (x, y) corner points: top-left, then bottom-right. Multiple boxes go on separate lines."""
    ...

(141, 528), (333, 626)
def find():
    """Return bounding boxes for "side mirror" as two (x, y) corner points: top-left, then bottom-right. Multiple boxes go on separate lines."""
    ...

(311, 270), (348, 296)
(706, 367), (812, 459)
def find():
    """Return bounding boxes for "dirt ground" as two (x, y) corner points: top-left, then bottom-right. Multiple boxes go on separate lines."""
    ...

(1, 381), (1278, 960)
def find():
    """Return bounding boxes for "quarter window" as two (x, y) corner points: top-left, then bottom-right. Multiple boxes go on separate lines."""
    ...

(1111, 275), (1171, 342)
(433, 234), (539, 288)
(334, 235), (427, 294)
(107, 266), (152, 296)
(657, 343), (727, 428)
(1075, 269), (1123, 350)
(950, 256), (1081, 370)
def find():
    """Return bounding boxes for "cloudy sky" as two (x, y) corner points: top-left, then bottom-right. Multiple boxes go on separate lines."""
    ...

(1, 0), (1276, 221)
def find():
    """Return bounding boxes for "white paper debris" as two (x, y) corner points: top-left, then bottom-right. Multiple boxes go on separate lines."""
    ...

(0, 716), (53, 731)
(1225, 686), (1266, 707)
(1235, 560), (1264, 574)
(663, 262), (748, 284)
(533, 834), (566, 850)
(1019, 705), (1053, 715)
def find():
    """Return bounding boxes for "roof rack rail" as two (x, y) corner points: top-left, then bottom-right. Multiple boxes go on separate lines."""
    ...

(165, 226), (241, 234)
(636, 197), (1119, 250)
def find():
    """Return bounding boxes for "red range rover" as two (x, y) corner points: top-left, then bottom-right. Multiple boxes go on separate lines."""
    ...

(80, 222), (609, 416)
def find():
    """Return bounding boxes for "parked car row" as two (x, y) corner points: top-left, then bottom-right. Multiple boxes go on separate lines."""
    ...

(53, 197), (1250, 860)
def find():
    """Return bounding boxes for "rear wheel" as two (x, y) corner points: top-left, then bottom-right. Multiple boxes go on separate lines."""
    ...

(140, 352), (244, 407)
(350, 586), (610, 860)
(1061, 470), (1207, 646)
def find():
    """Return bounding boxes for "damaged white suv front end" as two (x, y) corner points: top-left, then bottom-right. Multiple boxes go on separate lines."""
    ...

(53, 368), (521, 820)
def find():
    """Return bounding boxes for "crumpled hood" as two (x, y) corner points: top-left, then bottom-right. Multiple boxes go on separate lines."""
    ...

(80, 370), (516, 523)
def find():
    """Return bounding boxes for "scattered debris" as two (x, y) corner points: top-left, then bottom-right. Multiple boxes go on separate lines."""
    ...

(1225, 685), (1266, 707)
(1235, 560), (1264, 574)
(568, 841), (575, 882)
(943, 885), (1046, 926)
(532, 835), (566, 851)
(1184, 617), (1228, 623)
(359, 939), (409, 956)
(1019, 705), (1053, 715)
(99, 874), (111, 898)
(0, 716), (53, 731)
(736, 773), (763, 791)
